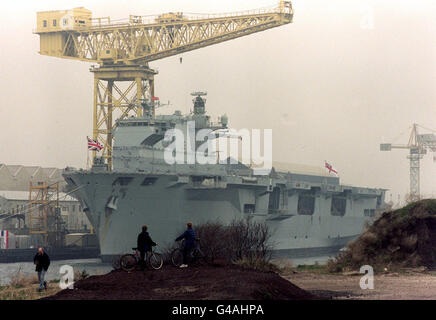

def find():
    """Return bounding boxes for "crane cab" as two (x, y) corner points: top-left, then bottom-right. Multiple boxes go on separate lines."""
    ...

(36, 7), (92, 33)
(36, 8), (92, 57)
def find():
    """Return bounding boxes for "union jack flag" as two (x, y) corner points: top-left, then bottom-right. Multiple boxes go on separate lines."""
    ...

(87, 136), (103, 151)
(325, 161), (338, 175)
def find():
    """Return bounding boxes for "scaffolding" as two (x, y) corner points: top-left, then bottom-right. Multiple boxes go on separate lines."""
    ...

(28, 182), (66, 247)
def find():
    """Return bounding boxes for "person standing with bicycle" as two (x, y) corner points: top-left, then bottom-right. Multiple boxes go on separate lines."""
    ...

(175, 222), (196, 268)
(137, 225), (157, 270)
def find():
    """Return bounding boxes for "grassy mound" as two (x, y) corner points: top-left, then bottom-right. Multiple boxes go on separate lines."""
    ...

(328, 199), (436, 272)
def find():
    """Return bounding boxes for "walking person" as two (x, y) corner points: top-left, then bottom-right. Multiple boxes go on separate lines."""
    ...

(175, 222), (196, 268)
(137, 225), (157, 270)
(33, 247), (50, 292)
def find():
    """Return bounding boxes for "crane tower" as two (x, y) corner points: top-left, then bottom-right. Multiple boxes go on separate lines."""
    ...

(35, 2), (293, 169)
(380, 124), (436, 202)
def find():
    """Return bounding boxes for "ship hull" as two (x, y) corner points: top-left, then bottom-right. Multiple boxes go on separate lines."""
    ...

(64, 171), (378, 262)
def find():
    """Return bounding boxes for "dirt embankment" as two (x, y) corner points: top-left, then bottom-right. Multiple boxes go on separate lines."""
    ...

(43, 263), (317, 300)
(329, 199), (436, 271)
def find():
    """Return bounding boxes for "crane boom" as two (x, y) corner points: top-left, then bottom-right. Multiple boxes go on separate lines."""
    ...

(35, 2), (293, 65)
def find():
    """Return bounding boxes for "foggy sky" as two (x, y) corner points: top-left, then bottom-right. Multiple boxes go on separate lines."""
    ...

(0, 0), (435, 203)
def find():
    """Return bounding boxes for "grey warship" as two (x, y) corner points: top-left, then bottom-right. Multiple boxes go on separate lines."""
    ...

(63, 93), (386, 261)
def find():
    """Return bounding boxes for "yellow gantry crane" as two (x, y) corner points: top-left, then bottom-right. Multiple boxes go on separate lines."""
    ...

(380, 124), (436, 202)
(35, 2), (293, 169)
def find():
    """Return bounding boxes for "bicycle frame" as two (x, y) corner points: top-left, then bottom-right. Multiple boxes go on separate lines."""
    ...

(134, 247), (159, 261)
(172, 240), (207, 266)
(120, 246), (163, 271)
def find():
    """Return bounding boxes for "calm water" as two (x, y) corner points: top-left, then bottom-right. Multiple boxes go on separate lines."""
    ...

(0, 258), (113, 286)
(289, 255), (334, 266)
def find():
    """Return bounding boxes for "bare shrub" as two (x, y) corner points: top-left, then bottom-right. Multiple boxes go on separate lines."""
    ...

(194, 220), (227, 262)
(167, 219), (273, 267)
(199, 218), (274, 264)
(227, 218), (273, 263)
(9, 268), (38, 287)
(74, 268), (89, 281)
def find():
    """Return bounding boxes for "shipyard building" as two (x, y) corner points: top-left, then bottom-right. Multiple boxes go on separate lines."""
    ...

(0, 164), (92, 247)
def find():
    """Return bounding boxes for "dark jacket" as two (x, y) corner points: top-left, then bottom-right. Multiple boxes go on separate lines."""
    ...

(137, 231), (156, 252)
(34, 252), (50, 272)
(176, 228), (196, 249)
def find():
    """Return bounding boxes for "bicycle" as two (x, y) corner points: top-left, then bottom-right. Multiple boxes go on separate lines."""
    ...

(119, 247), (163, 271)
(171, 238), (209, 267)
(112, 254), (122, 270)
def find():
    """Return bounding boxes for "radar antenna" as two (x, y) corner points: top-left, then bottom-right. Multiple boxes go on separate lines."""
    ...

(191, 91), (207, 97)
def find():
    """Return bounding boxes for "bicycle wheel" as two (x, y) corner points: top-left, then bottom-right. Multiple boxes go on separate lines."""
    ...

(112, 255), (122, 270)
(193, 248), (209, 266)
(120, 254), (137, 272)
(171, 249), (183, 267)
(148, 252), (164, 270)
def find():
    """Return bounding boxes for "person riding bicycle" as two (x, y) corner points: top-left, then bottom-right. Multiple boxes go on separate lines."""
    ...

(175, 222), (196, 268)
(137, 225), (157, 269)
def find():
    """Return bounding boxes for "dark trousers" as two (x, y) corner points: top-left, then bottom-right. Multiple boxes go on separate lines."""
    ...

(139, 250), (148, 268)
(183, 247), (191, 264)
